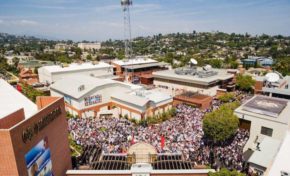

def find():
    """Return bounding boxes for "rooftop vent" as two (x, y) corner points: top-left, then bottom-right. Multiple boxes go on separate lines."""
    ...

(78, 85), (85, 92)
(174, 67), (197, 75)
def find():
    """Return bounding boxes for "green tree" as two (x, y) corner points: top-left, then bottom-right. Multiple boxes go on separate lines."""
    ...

(209, 168), (245, 176)
(86, 54), (93, 61)
(0, 57), (9, 71)
(229, 61), (239, 69)
(273, 57), (290, 76)
(21, 84), (46, 102)
(235, 74), (255, 91)
(208, 59), (223, 68)
(203, 103), (239, 143)
(12, 57), (20, 67)
(218, 93), (235, 103)
(57, 55), (71, 63)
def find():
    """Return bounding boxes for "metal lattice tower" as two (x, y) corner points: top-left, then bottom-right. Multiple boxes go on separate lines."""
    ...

(121, 0), (133, 61)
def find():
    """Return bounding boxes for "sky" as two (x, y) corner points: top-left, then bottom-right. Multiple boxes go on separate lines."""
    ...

(0, 0), (290, 41)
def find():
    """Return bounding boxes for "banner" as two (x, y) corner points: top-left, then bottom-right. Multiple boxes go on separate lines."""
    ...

(84, 95), (102, 106)
(25, 137), (53, 176)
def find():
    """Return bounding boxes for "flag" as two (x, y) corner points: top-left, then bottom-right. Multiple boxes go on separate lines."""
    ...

(161, 135), (165, 150)
(16, 85), (22, 92)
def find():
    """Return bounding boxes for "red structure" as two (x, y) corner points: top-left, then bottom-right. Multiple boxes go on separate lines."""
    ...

(0, 96), (71, 176)
(173, 92), (213, 109)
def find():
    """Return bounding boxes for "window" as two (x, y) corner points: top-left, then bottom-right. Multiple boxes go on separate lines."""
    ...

(261, 126), (273, 137)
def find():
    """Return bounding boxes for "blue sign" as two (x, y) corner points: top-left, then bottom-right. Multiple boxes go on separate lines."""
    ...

(84, 95), (102, 106)
(25, 137), (53, 176)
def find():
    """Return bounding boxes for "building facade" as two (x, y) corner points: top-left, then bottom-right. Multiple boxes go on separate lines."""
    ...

(50, 76), (173, 120)
(111, 57), (168, 84)
(55, 43), (71, 51)
(254, 75), (290, 100)
(234, 95), (290, 151)
(78, 43), (101, 50)
(153, 67), (234, 96)
(0, 79), (71, 176)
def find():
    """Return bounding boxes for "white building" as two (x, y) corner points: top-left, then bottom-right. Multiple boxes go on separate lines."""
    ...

(234, 95), (290, 151)
(38, 62), (114, 84)
(0, 79), (37, 119)
(267, 131), (290, 176)
(247, 137), (281, 175)
(50, 75), (173, 119)
(55, 43), (71, 51)
(255, 74), (290, 100)
(153, 67), (234, 96)
(4, 55), (33, 65)
(111, 57), (168, 83)
(78, 43), (101, 50)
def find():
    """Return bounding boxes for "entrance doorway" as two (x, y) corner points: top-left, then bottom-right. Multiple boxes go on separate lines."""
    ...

(239, 119), (251, 131)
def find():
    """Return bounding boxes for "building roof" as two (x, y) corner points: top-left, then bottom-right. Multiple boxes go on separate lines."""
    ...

(248, 137), (281, 168)
(112, 58), (158, 66)
(268, 131), (290, 175)
(139, 89), (172, 104)
(123, 62), (167, 70)
(235, 95), (290, 124)
(0, 79), (37, 119)
(261, 75), (290, 96)
(153, 67), (233, 86)
(50, 75), (117, 99)
(242, 96), (288, 117)
(111, 89), (172, 108)
(51, 75), (172, 108)
(111, 92), (150, 107)
(40, 62), (112, 74)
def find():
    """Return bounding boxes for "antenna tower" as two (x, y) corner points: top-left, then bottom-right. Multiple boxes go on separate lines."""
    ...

(121, 0), (132, 60)
(121, 0), (133, 82)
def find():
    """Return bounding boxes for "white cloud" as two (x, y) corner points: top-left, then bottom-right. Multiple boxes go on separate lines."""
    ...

(0, 19), (39, 26)
(18, 20), (38, 25)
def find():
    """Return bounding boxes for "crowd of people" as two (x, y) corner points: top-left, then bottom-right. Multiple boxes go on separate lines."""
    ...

(68, 91), (252, 171)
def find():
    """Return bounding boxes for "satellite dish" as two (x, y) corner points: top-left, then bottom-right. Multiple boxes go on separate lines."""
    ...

(190, 58), (198, 65)
(265, 72), (280, 83)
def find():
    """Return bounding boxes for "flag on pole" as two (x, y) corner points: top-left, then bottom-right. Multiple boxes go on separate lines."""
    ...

(161, 135), (165, 150)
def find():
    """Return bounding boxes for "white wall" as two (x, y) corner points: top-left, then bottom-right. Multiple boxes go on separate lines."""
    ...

(78, 85), (129, 110)
(131, 112), (141, 121)
(51, 84), (131, 116)
(235, 112), (288, 151)
(78, 43), (101, 50)
(39, 67), (113, 84)
(51, 68), (113, 83)
(82, 111), (94, 118)
(38, 67), (52, 83)
(153, 80), (219, 96)
(122, 109), (130, 118)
